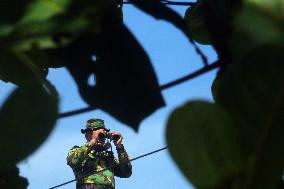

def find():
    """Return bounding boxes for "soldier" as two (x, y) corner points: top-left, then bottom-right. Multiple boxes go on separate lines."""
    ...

(67, 118), (132, 189)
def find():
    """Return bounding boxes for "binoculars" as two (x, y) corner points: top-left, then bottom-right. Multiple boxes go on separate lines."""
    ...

(98, 132), (120, 141)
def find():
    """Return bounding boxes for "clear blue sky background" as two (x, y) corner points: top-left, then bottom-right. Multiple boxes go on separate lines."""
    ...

(0, 5), (217, 189)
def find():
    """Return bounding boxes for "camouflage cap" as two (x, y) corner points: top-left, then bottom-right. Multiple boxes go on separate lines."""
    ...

(81, 118), (110, 134)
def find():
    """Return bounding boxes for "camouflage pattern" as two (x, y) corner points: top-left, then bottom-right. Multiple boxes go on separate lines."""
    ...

(81, 119), (110, 134)
(76, 183), (112, 189)
(67, 142), (132, 189)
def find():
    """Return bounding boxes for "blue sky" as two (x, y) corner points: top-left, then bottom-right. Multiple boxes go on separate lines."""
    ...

(0, 5), (217, 189)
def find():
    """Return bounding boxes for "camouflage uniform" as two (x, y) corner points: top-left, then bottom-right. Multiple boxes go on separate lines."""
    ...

(67, 119), (132, 189)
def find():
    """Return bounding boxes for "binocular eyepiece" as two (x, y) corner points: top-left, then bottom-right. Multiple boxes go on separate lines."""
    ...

(98, 132), (120, 141)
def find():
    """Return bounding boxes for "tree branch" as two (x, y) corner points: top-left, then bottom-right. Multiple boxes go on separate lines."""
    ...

(58, 107), (95, 118)
(123, 0), (195, 6)
(160, 61), (219, 90)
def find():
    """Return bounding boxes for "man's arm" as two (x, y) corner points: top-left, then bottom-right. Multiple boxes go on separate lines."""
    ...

(111, 132), (132, 178)
(113, 144), (132, 178)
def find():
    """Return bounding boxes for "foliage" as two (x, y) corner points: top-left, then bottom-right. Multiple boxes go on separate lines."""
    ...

(0, 0), (283, 188)
(0, 166), (28, 189)
(167, 0), (284, 189)
(0, 85), (58, 169)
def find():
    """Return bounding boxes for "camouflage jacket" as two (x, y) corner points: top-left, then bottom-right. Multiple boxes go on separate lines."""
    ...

(67, 142), (132, 188)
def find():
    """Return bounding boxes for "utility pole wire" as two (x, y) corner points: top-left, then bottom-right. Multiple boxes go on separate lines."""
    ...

(123, 0), (195, 6)
(49, 147), (168, 189)
(58, 62), (220, 119)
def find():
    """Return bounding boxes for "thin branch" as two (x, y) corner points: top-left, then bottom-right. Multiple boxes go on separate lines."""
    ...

(125, 0), (208, 66)
(122, 0), (195, 6)
(58, 106), (95, 118)
(161, 0), (195, 6)
(160, 60), (219, 90)
(58, 61), (220, 118)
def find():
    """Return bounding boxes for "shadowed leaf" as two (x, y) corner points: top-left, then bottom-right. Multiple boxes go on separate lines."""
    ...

(0, 0), (121, 51)
(0, 0), (70, 47)
(88, 22), (165, 130)
(0, 166), (28, 189)
(0, 50), (48, 86)
(201, 0), (241, 64)
(184, 1), (211, 45)
(212, 43), (284, 189)
(0, 86), (58, 169)
(167, 101), (242, 189)
(0, 0), (28, 24)
(231, 0), (284, 60)
(44, 11), (164, 130)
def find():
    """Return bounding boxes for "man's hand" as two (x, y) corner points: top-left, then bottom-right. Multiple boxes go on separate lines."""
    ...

(112, 131), (123, 148)
(89, 129), (107, 149)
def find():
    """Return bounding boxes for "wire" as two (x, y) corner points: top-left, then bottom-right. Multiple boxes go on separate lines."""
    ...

(49, 146), (168, 189)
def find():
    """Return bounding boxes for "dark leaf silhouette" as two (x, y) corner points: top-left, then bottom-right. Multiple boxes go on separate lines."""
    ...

(0, 0), (28, 24)
(45, 12), (165, 130)
(0, 166), (28, 189)
(0, 50), (48, 86)
(184, 1), (211, 45)
(202, 0), (241, 65)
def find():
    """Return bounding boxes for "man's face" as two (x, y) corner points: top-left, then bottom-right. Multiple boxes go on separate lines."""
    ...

(86, 128), (107, 148)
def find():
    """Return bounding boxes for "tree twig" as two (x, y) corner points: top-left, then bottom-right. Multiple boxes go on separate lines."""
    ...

(160, 61), (219, 90)
(123, 0), (195, 6)
(58, 107), (95, 118)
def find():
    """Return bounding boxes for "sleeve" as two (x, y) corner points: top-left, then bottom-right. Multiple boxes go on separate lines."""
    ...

(66, 142), (94, 169)
(113, 144), (132, 178)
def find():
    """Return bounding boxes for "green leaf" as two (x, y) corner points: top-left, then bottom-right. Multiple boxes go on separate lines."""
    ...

(20, 0), (70, 23)
(246, 0), (284, 20)
(1, 0), (123, 50)
(0, 50), (48, 86)
(231, 0), (284, 59)
(0, 0), (69, 40)
(166, 101), (242, 189)
(184, 1), (211, 45)
(212, 43), (284, 189)
(0, 86), (58, 169)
